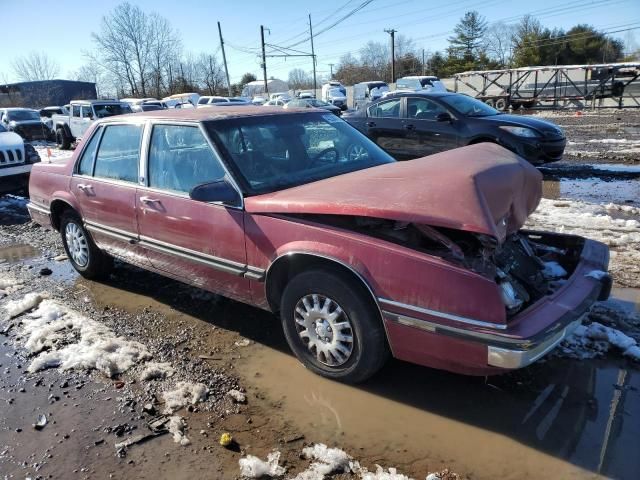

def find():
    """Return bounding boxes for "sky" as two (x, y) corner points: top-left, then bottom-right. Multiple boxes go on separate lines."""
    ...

(1, 0), (639, 86)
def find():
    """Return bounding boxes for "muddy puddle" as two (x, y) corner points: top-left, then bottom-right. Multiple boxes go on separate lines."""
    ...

(543, 178), (639, 205)
(0, 243), (39, 263)
(238, 346), (639, 479)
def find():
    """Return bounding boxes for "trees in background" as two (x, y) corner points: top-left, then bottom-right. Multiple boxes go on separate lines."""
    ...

(288, 68), (313, 90)
(12, 52), (60, 82)
(334, 10), (627, 83)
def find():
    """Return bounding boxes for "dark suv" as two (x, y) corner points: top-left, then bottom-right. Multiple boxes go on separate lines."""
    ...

(345, 91), (566, 164)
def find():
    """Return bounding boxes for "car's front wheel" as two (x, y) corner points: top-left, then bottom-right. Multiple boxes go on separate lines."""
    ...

(280, 268), (389, 383)
(56, 128), (70, 150)
(60, 210), (112, 279)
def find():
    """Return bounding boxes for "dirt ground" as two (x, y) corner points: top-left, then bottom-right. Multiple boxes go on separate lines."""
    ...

(1, 109), (640, 480)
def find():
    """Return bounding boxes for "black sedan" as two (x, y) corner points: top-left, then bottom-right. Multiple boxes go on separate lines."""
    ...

(345, 92), (566, 164)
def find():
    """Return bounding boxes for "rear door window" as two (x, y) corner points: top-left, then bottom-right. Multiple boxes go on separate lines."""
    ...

(80, 105), (93, 119)
(72, 105), (81, 117)
(77, 127), (102, 175)
(367, 99), (401, 118)
(147, 125), (225, 194)
(93, 124), (142, 183)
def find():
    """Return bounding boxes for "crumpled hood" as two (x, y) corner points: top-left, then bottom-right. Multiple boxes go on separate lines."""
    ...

(245, 143), (542, 243)
(478, 114), (564, 138)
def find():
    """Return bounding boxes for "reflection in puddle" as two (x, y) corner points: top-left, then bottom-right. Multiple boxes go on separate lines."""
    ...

(0, 243), (38, 263)
(543, 178), (640, 205)
(240, 348), (639, 479)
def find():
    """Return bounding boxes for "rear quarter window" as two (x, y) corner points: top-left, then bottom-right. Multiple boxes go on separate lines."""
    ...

(77, 127), (103, 176)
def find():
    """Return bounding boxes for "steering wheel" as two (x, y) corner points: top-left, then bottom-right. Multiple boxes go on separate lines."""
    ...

(310, 147), (339, 167)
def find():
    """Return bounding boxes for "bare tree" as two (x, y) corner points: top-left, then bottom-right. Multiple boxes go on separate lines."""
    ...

(197, 53), (226, 95)
(485, 22), (515, 67)
(149, 13), (181, 98)
(12, 52), (60, 81)
(92, 2), (173, 97)
(288, 68), (313, 90)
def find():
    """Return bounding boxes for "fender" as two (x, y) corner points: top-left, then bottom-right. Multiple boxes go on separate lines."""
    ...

(54, 122), (73, 139)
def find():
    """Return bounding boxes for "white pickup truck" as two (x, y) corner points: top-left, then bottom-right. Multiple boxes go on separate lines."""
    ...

(51, 100), (132, 149)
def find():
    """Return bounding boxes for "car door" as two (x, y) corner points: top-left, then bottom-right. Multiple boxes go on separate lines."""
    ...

(403, 97), (460, 156)
(70, 122), (149, 267)
(135, 122), (252, 301)
(364, 98), (409, 159)
(69, 105), (84, 138)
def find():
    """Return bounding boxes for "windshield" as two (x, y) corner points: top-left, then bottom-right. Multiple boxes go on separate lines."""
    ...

(205, 112), (394, 195)
(7, 110), (40, 121)
(93, 104), (132, 118)
(308, 99), (331, 107)
(439, 95), (498, 117)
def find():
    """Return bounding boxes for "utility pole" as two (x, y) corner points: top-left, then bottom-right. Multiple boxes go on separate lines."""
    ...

(328, 64), (334, 78)
(218, 21), (232, 97)
(260, 25), (268, 95)
(384, 29), (397, 84)
(309, 14), (317, 95)
(422, 49), (425, 75)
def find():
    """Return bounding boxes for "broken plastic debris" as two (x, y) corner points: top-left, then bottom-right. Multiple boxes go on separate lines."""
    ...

(239, 451), (286, 478)
(33, 414), (47, 430)
(294, 443), (353, 479)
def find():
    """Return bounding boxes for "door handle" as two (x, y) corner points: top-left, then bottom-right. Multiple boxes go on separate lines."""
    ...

(140, 196), (161, 204)
(77, 184), (92, 191)
(366, 121), (376, 128)
(403, 124), (416, 131)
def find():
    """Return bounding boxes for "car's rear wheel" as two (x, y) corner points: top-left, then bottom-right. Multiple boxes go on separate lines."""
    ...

(60, 210), (112, 279)
(56, 128), (70, 150)
(495, 98), (507, 111)
(280, 268), (389, 383)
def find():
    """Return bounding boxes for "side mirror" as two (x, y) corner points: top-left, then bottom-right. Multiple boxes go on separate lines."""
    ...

(189, 179), (241, 206)
(436, 112), (453, 122)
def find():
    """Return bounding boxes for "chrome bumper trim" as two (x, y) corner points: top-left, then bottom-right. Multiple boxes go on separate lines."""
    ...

(487, 318), (582, 369)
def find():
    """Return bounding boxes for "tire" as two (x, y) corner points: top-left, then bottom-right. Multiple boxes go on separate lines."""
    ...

(56, 127), (71, 150)
(280, 268), (389, 383)
(495, 98), (507, 111)
(60, 210), (112, 279)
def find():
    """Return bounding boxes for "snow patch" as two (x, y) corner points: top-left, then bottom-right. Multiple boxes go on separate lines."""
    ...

(359, 465), (413, 480)
(3, 292), (43, 319)
(239, 451), (286, 478)
(21, 299), (151, 377)
(561, 321), (640, 361)
(168, 415), (191, 446)
(162, 381), (208, 413)
(227, 388), (247, 403)
(139, 362), (175, 381)
(293, 443), (353, 479)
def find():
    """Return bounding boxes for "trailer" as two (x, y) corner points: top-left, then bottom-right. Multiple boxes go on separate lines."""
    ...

(453, 63), (640, 110)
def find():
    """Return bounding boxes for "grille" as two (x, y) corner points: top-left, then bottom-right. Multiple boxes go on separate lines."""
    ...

(0, 148), (24, 166)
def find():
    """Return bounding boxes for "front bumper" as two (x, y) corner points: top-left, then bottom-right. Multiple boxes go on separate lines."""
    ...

(0, 164), (32, 194)
(381, 236), (611, 375)
(514, 136), (567, 164)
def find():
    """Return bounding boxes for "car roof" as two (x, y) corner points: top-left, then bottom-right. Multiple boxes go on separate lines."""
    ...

(381, 91), (454, 99)
(70, 100), (125, 105)
(100, 105), (319, 123)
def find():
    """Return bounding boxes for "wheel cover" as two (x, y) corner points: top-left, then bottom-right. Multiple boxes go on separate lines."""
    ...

(347, 144), (367, 162)
(65, 222), (89, 267)
(294, 294), (354, 367)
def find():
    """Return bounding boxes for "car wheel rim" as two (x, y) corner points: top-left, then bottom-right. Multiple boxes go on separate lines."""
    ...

(348, 145), (367, 161)
(65, 222), (89, 267)
(294, 294), (354, 367)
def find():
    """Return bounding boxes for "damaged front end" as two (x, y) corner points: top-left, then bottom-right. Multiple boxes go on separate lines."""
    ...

(296, 214), (609, 319)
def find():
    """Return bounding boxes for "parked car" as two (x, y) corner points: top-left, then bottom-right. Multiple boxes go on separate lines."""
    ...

(0, 108), (51, 141)
(40, 106), (68, 132)
(263, 99), (287, 107)
(197, 96), (251, 107)
(285, 98), (341, 116)
(321, 81), (348, 110)
(162, 93), (200, 108)
(120, 98), (158, 112)
(395, 76), (442, 91)
(346, 91), (567, 164)
(51, 100), (133, 149)
(0, 123), (41, 193)
(269, 92), (291, 102)
(26, 106), (610, 382)
(353, 81), (390, 109)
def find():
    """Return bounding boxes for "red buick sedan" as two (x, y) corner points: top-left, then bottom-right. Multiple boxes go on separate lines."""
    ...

(27, 107), (611, 382)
